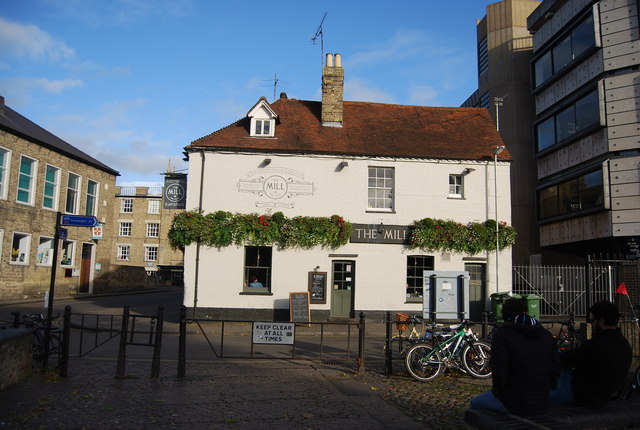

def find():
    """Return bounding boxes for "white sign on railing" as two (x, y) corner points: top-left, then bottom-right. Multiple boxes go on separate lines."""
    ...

(252, 322), (295, 345)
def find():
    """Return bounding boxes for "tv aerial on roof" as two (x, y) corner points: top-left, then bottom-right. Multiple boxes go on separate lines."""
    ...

(311, 12), (327, 68)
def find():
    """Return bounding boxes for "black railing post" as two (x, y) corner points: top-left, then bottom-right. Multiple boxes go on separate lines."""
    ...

(178, 306), (186, 378)
(116, 306), (130, 379)
(384, 311), (392, 375)
(11, 311), (20, 328)
(357, 312), (366, 374)
(151, 306), (164, 378)
(481, 311), (488, 338)
(60, 305), (71, 378)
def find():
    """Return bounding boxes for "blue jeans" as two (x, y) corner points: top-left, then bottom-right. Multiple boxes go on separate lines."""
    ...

(470, 390), (509, 413)
(549, 368), (576, 404)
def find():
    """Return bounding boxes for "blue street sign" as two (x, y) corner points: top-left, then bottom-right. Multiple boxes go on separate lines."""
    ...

(60, 215), (99, 227)
(58, 227), (68, 239)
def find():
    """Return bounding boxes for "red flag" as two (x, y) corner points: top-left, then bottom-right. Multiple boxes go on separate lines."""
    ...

(616, 282), (629, 295)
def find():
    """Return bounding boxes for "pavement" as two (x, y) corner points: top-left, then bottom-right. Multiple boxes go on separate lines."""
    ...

(0, 351), (491, 430)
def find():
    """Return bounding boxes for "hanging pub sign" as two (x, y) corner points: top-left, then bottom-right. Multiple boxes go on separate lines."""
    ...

(163, 174), (187, 209)
(350, 224), (411, 244)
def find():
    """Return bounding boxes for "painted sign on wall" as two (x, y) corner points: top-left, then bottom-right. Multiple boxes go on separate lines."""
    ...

(164, 174), (187, 209)
(350, 224), (411, 244)
(238, 167), (314, 209)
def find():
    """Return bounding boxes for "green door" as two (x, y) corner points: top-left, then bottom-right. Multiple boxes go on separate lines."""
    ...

(330, 260), (355, 318)
(465, 263), (486, 321)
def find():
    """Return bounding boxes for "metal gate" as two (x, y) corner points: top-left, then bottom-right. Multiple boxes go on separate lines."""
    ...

(512, 254), (639, 317)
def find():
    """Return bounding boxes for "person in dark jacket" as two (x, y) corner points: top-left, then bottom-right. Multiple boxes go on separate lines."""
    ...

(550, 300), (632, 407)
(471, 297), (560, 416)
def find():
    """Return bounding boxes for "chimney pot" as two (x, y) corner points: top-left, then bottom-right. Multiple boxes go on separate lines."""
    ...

(335, 53), (341, 67)
(326, 53), (333, 67)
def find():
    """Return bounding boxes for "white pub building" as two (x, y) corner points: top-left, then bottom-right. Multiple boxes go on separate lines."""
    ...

(182, 54), (512, 321)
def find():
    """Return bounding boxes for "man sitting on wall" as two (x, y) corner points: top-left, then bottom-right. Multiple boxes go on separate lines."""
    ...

(471, 297), (560, 415)
(550, 300), (632, 407)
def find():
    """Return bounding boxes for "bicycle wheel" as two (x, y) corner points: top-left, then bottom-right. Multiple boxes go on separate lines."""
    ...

(462, 341), (492, 379)
(635, 366), (640, 389)
(404, 344), (442, 382)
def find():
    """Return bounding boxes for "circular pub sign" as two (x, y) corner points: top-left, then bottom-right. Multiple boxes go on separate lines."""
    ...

(263, 175), (288, 199)
(165, 183), (185, 202)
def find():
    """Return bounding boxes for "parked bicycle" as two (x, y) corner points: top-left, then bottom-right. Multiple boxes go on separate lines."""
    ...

(404, 320), (491, 382)
(13, 312), (62, 362)
(385, 314), (453, 354)
(555, 313), (580, 352)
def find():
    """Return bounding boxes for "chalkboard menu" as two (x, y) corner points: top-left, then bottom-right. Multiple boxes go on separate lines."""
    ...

(289, 292), (310, 323)
(308, 272), (327, 304)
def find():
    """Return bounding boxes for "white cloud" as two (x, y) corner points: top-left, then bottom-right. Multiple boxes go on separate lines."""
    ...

(0, 77), (83, 94)
(0, 17), (75, 63)
(348, 30), (428, 68)
(345, 79), (395, 104)
(408, 85), (440, 106)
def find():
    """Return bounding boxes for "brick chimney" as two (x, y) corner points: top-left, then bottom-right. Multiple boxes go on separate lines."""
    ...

(321, 53), (344, 127)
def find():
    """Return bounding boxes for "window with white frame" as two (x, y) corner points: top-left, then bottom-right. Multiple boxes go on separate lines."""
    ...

(65, 173), (80, 213)
(0, 229), (4, 262)
(116, 245), (130, 260)
(0, 147), (10, 200)
(243, 246), (271, 292)
(17, 155), (37, 205)
(146, 222), (159, 238)
(406, 256), (434, 302)
(85, 180), (98, 216)
(60, 240), (75, 266)
(449, 174), (463, 198)
(10, 232), (31, 264)
(367, 167), (394, 211)
(144, 245), (158, 261)
(254, 119), (272, 136)
(121, 198), (133, 213)
(148, 199), (160, 214)
(37, 236), (54, 266)
(42, 165), (61, 210)
(119, 222), (132, 237)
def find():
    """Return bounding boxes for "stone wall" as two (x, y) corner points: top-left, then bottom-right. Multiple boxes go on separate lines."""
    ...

(0, 329), (32, 391)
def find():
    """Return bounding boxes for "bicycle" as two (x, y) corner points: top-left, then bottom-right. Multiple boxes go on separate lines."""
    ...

(404, 320), (491, 382)
(385, 314), (452, 354)
(555, 313), (580, 352)
(18, 312), (62, 362)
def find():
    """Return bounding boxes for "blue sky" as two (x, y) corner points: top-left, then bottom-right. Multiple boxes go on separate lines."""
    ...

(0, 0), (500, 186)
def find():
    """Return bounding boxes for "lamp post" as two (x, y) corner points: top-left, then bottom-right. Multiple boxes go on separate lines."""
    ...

(493, 145), (505, 294)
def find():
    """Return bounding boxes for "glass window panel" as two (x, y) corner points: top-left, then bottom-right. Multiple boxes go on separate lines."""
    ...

(555, 105), (576, 142)
(572, 14), (595, 58)
(537, 117), (556, 151)
(579, 170), (603, 209)
(17, 156), (35, 203)
(66, 173), (80, 213)
(558, 180), (580, 213)
(37, 237), (54, 265)
(85, 180), (98, 216)
(553, 36), (572, 72)
(534, 51), (553, 87)
(0, 148), (7, 199)
(263, 121), (270, 134)
(538, 187), (558, 219)
(575, 90), (600, 132)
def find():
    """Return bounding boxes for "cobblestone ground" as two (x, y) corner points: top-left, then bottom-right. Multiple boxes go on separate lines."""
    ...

(0, 357), (490, 429)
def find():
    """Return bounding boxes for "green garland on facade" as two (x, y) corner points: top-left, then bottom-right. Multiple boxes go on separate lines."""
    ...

(168, 210), (353, 250)
(168, 211), (516, 254)
(409, 218), (516, 254)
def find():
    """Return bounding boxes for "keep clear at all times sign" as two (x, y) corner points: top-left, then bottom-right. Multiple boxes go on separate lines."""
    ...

(252, 322), (295, 345)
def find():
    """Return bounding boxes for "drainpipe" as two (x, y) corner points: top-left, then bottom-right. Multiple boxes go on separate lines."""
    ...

(192, 150), (206, 318)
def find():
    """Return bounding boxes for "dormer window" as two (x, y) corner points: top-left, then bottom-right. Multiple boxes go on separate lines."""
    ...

(254, 119), (272, 136)
(247, 97), (277, 138)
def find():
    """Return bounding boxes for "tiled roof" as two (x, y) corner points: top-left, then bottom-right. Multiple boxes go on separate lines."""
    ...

(189, 98), (510, 161)
(0, 97), (119, 176)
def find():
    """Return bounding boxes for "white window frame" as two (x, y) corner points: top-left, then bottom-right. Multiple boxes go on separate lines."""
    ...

(119, 221), (132, 237)
(16, 155), (37, 205)
(10, 232), (31, 265)
(0, 146), (11, 200)
(85, 179), (99, 216)
(65, 172), (81, 214)
(60, 240), (75, 267)
(147, 199), (161, 214)
(448, 174), (464, 198)
(367, 166), (394, 212)
(144, 245), (158, 262)
(146, 222), (160, 238)
(0, 229), (4, 262)
(37, 236), (54, 266)
(42, 164), (61, 211)
(116, 244), (131, 261)
(121, 198), (133, 213)
(253, 119), (274, 137)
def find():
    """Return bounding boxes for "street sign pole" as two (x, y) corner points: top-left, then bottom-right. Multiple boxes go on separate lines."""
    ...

(43, 211), (61, 371)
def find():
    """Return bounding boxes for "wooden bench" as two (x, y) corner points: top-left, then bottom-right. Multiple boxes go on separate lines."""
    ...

(465, 397), (640, 430)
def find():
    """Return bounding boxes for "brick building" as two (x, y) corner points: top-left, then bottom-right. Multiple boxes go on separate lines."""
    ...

(0, 96), (119, 302)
